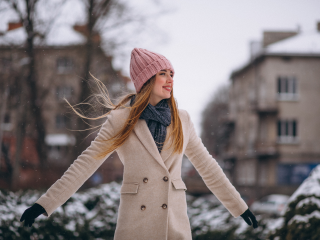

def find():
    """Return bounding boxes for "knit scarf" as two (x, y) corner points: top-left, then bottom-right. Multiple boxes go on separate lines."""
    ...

(130, 95), (171, 153)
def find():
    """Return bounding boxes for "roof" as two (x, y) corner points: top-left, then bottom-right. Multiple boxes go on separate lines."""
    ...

(0, 25), (86, 46)
(231, 30), (320, 79)
(265, 31), (320, 55)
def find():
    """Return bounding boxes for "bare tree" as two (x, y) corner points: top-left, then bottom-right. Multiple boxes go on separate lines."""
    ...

(201, 85), (232, 158)
(0, 50), (29, 189)
(3, 0), (66, 170)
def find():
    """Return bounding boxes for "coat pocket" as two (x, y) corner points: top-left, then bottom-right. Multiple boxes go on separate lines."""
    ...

(120, 182), (139, 194)
(172, 179), (187, 191)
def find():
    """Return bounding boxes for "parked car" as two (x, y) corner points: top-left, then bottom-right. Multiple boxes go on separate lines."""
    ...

(250, 194), (290, 216)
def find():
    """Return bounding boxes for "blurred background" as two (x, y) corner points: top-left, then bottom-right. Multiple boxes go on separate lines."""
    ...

(0, 0), (320, 239)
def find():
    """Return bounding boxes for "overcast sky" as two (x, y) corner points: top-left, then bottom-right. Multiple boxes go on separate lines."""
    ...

(113, 0), (320, 134)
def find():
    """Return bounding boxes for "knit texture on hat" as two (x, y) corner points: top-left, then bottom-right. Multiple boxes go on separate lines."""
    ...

(130, 48), (174, 93)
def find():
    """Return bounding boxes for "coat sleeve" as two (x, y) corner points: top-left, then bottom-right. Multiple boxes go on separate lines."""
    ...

(184, 110), (248, 218)
(35, 110), (118, 217)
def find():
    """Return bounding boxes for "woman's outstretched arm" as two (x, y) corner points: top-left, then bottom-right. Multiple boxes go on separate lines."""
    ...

(34, 110), (118, 217)
(184, 110), (248, 218)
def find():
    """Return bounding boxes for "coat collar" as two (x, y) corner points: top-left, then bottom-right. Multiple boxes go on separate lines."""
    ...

(133, 119), (174, 172)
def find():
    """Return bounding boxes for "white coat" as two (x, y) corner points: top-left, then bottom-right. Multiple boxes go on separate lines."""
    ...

(36, 107), (248, 240)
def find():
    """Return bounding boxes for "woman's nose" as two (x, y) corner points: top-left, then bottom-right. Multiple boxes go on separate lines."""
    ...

(167, 75), (174, 83)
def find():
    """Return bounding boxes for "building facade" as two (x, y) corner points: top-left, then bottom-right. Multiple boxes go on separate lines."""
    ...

(225, 23), (320, 201)
(0, 24), (129, 190)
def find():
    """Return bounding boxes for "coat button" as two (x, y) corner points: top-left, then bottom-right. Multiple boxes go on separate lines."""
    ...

(143, 178), (148, 183)
(141, 205), (146, 211)
(163, 176), (168, 182)
(161, 204), (167, 209)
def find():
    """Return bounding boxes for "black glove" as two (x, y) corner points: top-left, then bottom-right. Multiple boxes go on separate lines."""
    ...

(20, 203), (46, 227)
(240, 208), (258, 229)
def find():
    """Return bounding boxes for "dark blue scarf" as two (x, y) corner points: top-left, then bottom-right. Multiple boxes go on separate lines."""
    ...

(130, 95), (171, 153)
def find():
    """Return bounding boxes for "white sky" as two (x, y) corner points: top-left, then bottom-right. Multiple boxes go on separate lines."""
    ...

(113, 0), (320, 134)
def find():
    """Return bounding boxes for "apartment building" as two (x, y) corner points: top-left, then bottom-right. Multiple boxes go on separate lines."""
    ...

(225, 23), (320, 201)
(0, 24), (129, 190)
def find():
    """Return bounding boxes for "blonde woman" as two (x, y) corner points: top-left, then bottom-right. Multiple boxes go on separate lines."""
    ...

(20, 48), (258, 239)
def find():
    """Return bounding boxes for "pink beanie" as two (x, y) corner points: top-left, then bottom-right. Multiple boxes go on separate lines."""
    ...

(130, 48), (175, 93)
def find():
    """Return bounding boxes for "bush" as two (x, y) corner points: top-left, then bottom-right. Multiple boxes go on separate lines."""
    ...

(268, 165), (320, 240)
(0, 182), (120, 240)
(1, 182), (273, 239)
(268, 195), (320, 240)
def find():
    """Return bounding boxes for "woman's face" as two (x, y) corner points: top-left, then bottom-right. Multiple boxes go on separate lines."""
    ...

(149, 69), (174, 106)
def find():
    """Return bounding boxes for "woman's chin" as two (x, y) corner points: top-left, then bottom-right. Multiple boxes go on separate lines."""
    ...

(164, 95), (171, 99)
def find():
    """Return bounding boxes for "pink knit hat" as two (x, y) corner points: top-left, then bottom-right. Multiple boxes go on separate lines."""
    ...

(130, 48), (175, 93)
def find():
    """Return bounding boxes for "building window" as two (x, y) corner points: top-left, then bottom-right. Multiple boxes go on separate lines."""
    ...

(56, 114), (69, 129)
(277, 76), (298, 101)
(57, 57), (73, 74)
(277, 119), (298, 143)
(1, 113), (12, 131)
(56, 86), (73, 100)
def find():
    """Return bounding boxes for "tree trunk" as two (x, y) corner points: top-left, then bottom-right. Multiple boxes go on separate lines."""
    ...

(12, 93), (27, 190)
(73, 0), (96, 160)
(24, 1), (48, 169)
(0, 86), (9, 169)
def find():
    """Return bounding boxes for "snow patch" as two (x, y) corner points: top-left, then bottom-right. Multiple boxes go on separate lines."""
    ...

(287, 164), (320, 205)
(296, 196), (320, 209)
(266, 31), (320, 55)
(288, 211), (320, 225)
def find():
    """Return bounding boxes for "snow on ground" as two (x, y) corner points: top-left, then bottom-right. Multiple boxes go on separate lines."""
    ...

(1, 181), (282, 238)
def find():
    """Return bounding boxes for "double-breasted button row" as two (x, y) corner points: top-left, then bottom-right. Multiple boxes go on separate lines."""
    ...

(143, 177), (168, 183)
(140, 204), (167, 210)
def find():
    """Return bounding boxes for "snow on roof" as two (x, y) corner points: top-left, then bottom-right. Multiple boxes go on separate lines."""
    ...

(0, 27), (27, 46)
(0, 25), (85, 47)
(0, 0), (86, 47)
(231, 30), (320, 78)
(265, 30), (320, 55)
(45, 25), (86, 46)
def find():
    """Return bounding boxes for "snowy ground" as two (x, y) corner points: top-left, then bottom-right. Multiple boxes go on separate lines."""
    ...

(0, 181), (281, 239)
(5, 163), (319, 239)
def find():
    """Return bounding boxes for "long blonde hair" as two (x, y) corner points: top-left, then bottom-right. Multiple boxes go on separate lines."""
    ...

(65, 74), (184, 160)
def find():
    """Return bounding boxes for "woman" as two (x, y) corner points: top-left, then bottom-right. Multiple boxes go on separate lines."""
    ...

(20, 48), (258, 239)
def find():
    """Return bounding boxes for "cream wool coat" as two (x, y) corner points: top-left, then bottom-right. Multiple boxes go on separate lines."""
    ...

(36, 107), (248, 240)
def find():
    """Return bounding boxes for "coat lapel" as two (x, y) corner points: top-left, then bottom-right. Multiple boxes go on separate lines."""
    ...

(160, 123), (174, 162)
(133, 119), (169, 172)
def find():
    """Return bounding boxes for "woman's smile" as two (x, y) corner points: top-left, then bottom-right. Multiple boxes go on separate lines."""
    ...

(163, 86), (172, 91)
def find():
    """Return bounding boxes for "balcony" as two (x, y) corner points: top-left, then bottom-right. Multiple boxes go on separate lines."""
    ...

(253, 103), (278, 115)
(255, 142), (278, 158)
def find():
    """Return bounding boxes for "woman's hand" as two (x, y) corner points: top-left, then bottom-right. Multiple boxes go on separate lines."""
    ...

(20, 203), (46, 227)
(240, 208), (258, 229)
